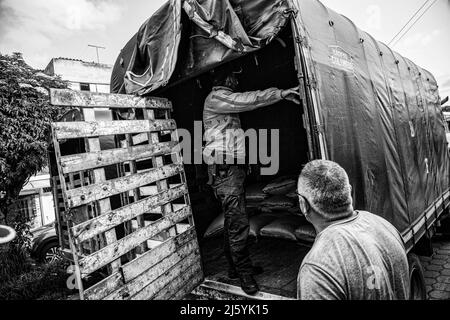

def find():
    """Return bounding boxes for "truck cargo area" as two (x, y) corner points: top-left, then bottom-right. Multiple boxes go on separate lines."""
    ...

(200, 237), (310, 298)
(159, 25), (314, 298)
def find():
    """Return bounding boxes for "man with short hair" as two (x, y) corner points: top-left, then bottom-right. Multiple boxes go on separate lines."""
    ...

(296, 160), (410, 300)
(204, 69), (300, 295)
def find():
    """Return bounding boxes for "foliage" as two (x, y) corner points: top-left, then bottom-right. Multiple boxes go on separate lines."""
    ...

(9, 213), (33, 251)
(0, 52), (68, 218)
(0, 244), (32, 284)
(0, 214), (33, 283)
(0, 259), (72, 300)
(0, 214), (71, 300)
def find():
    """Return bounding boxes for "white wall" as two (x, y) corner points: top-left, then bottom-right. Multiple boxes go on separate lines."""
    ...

(52, 59), (112, 86)
(40, 192), (55, 226)
(89, 83), (110, 93)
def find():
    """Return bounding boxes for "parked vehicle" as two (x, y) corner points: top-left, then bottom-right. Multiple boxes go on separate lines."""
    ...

(49, 0), (450, 300)
(30, 223), (62, 263)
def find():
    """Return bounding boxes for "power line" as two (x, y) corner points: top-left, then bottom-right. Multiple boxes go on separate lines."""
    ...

(388, 0), (431, 46)
(390, 0), (439, 47)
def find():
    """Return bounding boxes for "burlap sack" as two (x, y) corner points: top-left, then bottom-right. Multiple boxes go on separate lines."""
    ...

(260, 195), (295, 211)
(249, 213), (279, 238)
(260, 215), (307, 241)
(246, 183), (269, 202)
(262, 176), (297, 196)
(203, 212), (224, 238)
(294, 223), (317, 243)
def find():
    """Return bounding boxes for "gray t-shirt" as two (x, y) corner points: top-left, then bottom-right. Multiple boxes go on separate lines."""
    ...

(297, 211), (410, 300)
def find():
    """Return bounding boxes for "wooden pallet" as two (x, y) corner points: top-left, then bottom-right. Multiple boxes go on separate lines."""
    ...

(49, 89), (203, 300)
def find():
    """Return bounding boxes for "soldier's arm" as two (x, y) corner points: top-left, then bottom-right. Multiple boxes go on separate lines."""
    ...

(206, 87), (284, 114)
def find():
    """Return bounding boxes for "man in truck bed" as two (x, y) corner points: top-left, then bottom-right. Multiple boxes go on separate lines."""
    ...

(204, 69), (300, 295)
(296, 160), (410, 300)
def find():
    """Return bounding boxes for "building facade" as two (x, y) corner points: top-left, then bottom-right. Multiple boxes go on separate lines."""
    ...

(44, 58), (112, 93)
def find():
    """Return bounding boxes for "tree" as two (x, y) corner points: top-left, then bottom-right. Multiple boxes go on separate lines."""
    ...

(0, 53), (68, 223)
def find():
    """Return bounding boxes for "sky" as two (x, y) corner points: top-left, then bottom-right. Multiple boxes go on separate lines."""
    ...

(0, 0), (449, 100)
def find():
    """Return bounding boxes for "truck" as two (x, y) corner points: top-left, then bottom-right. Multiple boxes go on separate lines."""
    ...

(48, 0), (450, 300)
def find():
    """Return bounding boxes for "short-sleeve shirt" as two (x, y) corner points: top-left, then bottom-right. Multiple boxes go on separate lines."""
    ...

(298, 211), (410, 300)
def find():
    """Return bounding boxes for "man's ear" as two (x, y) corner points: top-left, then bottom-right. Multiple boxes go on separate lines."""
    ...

(299, 198), (309, 215)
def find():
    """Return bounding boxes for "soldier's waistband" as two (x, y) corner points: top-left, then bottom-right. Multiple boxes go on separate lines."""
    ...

(203, 151), (246, 165)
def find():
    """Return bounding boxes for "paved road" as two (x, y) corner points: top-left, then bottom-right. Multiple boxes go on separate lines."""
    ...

(420, 236), (450, 300)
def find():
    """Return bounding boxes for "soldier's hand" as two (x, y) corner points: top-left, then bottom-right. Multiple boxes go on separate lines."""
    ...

(281, 86), (301, 105)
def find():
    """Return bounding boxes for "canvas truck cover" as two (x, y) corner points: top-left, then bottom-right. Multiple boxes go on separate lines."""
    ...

(111, 0), (291, 94)
(111, 0), (450, 236)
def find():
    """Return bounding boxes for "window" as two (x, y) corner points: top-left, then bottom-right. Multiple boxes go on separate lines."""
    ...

(8, 195), (38, 225)
(80, 83), (90, 91)
(43, 187), (52, 193)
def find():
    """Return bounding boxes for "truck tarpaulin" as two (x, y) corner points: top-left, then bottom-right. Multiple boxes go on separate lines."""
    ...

(111, 0), (291, 95)
(292, 0), (449, 235)
(111, 0), (450, 236)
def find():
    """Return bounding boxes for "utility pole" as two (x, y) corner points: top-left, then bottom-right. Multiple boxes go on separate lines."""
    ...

(88, 44), (106, 63)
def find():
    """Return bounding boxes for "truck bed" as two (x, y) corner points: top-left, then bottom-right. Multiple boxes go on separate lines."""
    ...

(200, 236), (311, 298)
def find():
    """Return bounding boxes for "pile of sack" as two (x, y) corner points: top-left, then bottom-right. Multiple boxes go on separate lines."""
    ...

(204, 176), (316, 244)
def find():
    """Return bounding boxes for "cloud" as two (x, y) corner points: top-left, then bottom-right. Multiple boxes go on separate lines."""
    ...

(1, 0), (122, 36)
(0, 0), (124, 67)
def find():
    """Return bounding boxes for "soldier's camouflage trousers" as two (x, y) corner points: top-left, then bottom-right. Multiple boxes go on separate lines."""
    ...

(208, 164), (253, 276)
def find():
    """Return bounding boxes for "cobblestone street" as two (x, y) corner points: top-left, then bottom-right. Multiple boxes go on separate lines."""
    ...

(420, 236), (450, 300)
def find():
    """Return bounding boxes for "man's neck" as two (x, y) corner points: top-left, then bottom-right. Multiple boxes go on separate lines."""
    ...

(313, 211), (358, 234)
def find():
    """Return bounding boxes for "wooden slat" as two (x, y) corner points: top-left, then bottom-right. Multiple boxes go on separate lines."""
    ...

(53, 119), (176, 140)
(130, 255), (202, 300)
(78, 206), (192, 275)
(122, 227), (197, 282)
(72, 184), (188, 242)
(120, 133), (150, 147)
(50, 88), (172, 110)
(154, 263), (203, 300)
(84, 272), (123, 301)
(83, 228), (196, 300)
(51, 125), (87, 297)
(51, 177), (65, 249)
(66, 163), (183, 208)
(60, 141), (177, 174)
(192, 281), (295, 300)
(104, 236), (199, 300)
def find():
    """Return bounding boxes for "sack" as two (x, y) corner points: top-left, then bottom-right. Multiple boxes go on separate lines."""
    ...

(246, 201), (261, 209)
(286, 190), (298, 200)
(203, 212), (224, 238)
(246, 183), (269, 202)
(295, 223), (316, 243)
(261, 195), (295, 211)
(288, 205), (302, 214)
(260, 215), (308, 241)
(249, 213), (279, 238)
(262, 176), (297, 196)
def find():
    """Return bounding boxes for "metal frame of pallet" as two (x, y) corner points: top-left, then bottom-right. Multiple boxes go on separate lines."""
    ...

(49, 89), (203, 300)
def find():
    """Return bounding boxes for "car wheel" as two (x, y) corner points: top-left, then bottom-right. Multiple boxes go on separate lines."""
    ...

(40, 242), (63, 264)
